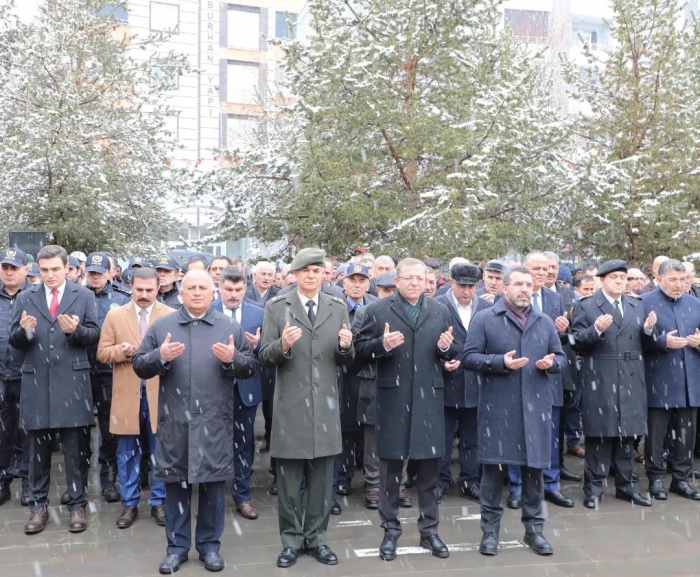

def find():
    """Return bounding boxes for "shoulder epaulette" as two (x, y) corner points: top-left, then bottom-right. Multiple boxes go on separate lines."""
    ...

(113, 286), (132, 297)
(269, 295), (286, 304)
(578, 294), (592, 300)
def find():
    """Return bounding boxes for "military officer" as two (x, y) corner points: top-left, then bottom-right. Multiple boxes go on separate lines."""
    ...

(259, 248), (355, 569)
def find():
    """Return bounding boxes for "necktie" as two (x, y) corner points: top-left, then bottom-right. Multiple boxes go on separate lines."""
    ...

(232, 307), (239, 323)
(612, 299), (623, 324)
(532, 292), (541, 312)
(306, 300), (316, 326)
(139, 308), (148, 338)
(49, 288), (59, 318)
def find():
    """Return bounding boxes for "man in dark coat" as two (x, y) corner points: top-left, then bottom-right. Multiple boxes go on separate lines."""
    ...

(9, 245), (100, 535)
(245, 261), (280, 306)
(507, 253), (575, 510)
(212, 266), (266, 520)
(132, 270), (258, 574)
(476, 260), (507, 303)
(0, 248), (31, 507)
(641, 259), (700, 500)
(355, 258), (458, 562)
(335, 264), (376, 502)
(464, 266), (566, 557)
(155, 254), (182, 307)
(572, 260), (657, 509)
(259, 248), (355, 569)
(434, 263), (491, 503)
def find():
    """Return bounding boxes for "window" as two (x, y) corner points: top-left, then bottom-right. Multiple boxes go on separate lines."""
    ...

(504, 9), (548, 43)
(227, 7), (261, 50)
(159, 114), (179, 138)
(226, 115), (260, 149)
(152, 61), (179, 89)
(98, 2), (128, 24)
(275, 12), (298, 39)
(574, 29), (599, 47)
(150, 2), (179, 32)
(226, 63), (259, 104)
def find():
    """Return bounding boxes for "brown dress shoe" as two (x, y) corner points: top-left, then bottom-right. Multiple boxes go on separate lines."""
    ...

(567, 445), (585, 458)
(399, 488), (413, 508)
(116, 506), (139, 529)
(235, 501), (258, 520)
(25, 508), (49, 535)
(69, 507), (88, 533)
(365, 489), (379, 509)
(151, 504), (166, 526)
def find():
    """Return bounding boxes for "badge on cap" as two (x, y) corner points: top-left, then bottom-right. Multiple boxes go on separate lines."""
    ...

(353, 265), (362, 274)
(160, 255), (169, 265)
(6, 249), (16, 258)
(91, 254), (103, 264)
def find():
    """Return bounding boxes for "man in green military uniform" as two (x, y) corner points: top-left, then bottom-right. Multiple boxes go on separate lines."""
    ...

(260, 248), (355, 569)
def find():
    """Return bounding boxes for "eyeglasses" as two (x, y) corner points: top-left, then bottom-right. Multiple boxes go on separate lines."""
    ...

(509, 281), (534, 288)
(627, 277), (646, 281)
(398, 276), (426, 283)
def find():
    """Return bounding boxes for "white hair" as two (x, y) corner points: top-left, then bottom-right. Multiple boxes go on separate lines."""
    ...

(448, 257), (470, 268)
(253, 261), (275, 273)
(683, 262), (695, 273)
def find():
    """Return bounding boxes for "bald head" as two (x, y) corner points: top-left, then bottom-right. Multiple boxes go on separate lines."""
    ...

(181, 270), (214, 316)
(653, 256), (669, 274)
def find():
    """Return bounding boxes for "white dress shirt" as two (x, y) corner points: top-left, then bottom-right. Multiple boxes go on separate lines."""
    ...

(298, 290), (319, 312)
(450, 292), (474, 330)
(223, 304), (242, 324)
(44, 281), (67, 306)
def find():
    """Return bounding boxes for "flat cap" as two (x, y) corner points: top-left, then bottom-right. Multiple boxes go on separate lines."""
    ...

(450, 263), (481, 285)
(375, 272), (397, 288)
(154, 254), (180, 271)
(597, 259), (628, 277)
(290, 248), (325, 271)
(424, 257), (440, 270)
(557, 265), (573, 284)
(484, 259), (507, 273)
(345, 263), (370, 278)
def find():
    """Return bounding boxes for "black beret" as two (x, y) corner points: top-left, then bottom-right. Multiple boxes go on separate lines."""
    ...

(596, 259), (628, 277)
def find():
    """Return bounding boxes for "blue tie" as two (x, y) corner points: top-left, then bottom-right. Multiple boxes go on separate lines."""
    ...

(532, 292), (541, 312)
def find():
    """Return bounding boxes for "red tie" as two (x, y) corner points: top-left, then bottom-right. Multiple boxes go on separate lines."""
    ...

(49, 288), (59, 318)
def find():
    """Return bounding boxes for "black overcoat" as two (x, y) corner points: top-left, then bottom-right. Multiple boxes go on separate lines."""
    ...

(355, 295), (458, 460)
(571, 290), (648, 437)
(132, 307), (257, 484)
(9, 282), (100, 430)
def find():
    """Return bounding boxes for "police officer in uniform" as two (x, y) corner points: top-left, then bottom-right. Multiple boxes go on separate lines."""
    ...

(155, 255), (181, 307)
(83, 252), (131, 503)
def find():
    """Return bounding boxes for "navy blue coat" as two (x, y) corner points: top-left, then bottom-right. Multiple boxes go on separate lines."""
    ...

(88, 281), (131, 374)
(538, 288), (567, 407)
(0, 280), (31, 382)
(211, 298), (264, 407)
(434, 290), (492, 408)
(641, 288), (700, 408)
(463, 299), (565, 469)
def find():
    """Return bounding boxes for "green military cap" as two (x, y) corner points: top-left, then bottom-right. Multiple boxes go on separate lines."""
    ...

(290, 247), (326, 271)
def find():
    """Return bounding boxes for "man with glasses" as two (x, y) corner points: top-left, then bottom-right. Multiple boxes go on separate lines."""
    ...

(356, 258), (458, 561)
(464, 266), (566, 556)
(625, 268), (647, 295)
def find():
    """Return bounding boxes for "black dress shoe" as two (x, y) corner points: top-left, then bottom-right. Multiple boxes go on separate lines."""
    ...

(405, 475), (416, 489)
(460, 483), (480, 501)
(420, 534), (449, 558)
(545, 490), (574, 508)
(330, 497), (342, 515)
(436, 485), (448, 504)
(560, 466), (583, 482)
(523, 532), (553, 555)
(101, 483), (121, 503)
(199, 552), (225, 572)
(479, 532), (498, 556)
(277, 547), (300, 568)
(583, 495), (601, 509)
(379, 533), (398, 561)
(61, 490), (70, 505)
(507, 491), (522, 509)
(614, 489), (652, 506)
(307, 545), (338, 565)
(670, 480), (700, 500)
(159, 553), (188, 574)
(335, 483), (352, 496)
(0, 482), (11, 506)
(116, 506), (139, 529)
(269, 479), (278, 495)
(20, 480), (29, 507)
(649, 479), (667, 500)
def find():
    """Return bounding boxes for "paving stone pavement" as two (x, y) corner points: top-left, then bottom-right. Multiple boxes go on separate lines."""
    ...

(3, 422), (700, 577)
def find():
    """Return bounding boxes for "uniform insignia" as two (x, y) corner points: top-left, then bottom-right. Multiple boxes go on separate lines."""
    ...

(91, 255), (103, 264)
(109, 303), (120, 310)
(269, 295), (285, 304)
(6, 249), (16, 258)
(353, 265), (362, 274)
(159, 255), (169, 264)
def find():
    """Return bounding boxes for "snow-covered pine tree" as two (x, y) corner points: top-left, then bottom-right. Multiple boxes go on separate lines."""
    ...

(0, 0), (192, 254)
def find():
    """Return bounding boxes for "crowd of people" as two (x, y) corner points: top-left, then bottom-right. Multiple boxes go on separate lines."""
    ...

(0, 244), (699, 573)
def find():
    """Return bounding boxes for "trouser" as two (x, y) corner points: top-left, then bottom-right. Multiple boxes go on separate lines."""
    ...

(88, 374), (117, 482)
(262, 399), (273, 447)
(231, 386), (257, 503)
(379, 457), (438, 538)
(509, 407), (560, 492)
(334, 429), (363, 488)
(0, 379), (29, 484)
(117, 388), (165, 507)
(28, 428), (88, 511)
(563, 388), (582, 448)
(646, 407), (697, 483)
(165, 481), (226, 556)
(584, 435), (637, 497)
(276, 455), (335, 549)
(480, 464), (545, 534)
(439, 406), (479, 489)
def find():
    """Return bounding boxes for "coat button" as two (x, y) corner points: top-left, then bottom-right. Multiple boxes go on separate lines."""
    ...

(50, 328), (55, 333)
(193, 321), (198, 326)
(49, 362), (55, 368)
(312, 359), (318, 365)
(619, 370), (624, 375)
(312, 335), (318, 340)
(631, 372), (635, 376)
(49, 345), (54, 350)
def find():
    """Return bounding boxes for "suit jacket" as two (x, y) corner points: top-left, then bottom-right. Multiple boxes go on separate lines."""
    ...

(434, 290), (492, 408)
(554, 283), (579, 391)
(355, 295), (458, 460)
(212, 298), (264, 407)
(259, 291), (355, 459)
(97, 300), (174, 434)
(245, 284), (280, 307)
(9, 282), (100, 430)
(538, 287), (566, 406)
